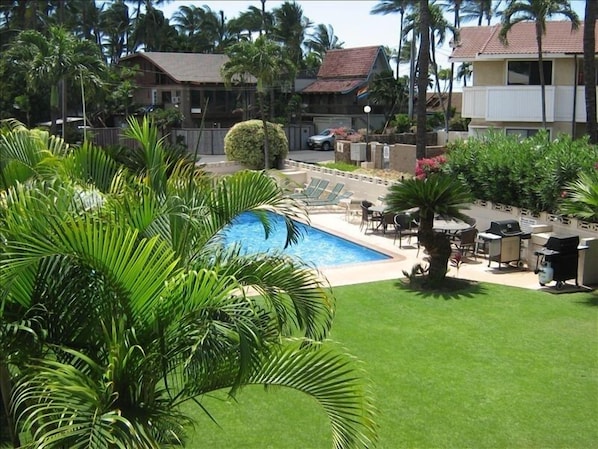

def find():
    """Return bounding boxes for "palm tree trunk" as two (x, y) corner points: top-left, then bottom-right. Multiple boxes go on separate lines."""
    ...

(408, 32), (417, 120)
(416, 0), (431, 159)
(396, 11), (405, 78)
(418, 215), (451, 284)
(259, 92), (270, 169)
(535, 22), (547, 129)
(446, 4), (460, 139)
(430, 39), (448, 138)
(583, 0), (597, 144)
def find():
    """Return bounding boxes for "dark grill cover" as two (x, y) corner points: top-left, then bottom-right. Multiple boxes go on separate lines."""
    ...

(545, 235), (579, 253)
(486, 219), (523, 237)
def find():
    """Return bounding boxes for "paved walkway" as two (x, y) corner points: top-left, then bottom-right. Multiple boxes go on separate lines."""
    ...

(307, 210), (545, 290)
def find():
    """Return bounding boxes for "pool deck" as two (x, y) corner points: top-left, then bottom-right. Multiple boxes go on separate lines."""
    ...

(307, 210), (548, 291)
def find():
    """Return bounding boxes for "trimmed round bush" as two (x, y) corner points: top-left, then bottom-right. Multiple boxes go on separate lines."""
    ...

(224, 119), (289, 169)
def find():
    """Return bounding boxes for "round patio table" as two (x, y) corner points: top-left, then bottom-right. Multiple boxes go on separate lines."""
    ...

(433, 217), (471, 233)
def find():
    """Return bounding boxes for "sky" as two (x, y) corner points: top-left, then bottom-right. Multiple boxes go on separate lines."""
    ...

(160, 0), (589, 80)
(161, 0), (451, 76)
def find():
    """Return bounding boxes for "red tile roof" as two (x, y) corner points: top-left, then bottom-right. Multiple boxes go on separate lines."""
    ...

(316, 45), (382, 78)
(302, 79), (364, 94)
(451, 21), (597, 61)
(302, 46), (385, 94)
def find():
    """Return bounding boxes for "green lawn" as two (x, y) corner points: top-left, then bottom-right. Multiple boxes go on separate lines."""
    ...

(184, 281), (598, 449)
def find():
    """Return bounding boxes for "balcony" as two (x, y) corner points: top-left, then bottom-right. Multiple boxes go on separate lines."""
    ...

(462, 86), (594, 123)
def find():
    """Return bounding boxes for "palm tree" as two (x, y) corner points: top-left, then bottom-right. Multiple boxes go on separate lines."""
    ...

(369, 69), (409, 128)
(456, 61), (473, 87)
(370, 0), (414, 78)
(499, 0), (580, 130)
(222, 36), (295, 170)
(436, 0), (465, 136)
(304, 23), (344, 66)
(0, 119), (378, 448)
(426, 4), (454, 134)
(228, 5), (273, 41)
(583, 0), (597, 144)
(5, 26), (105, 137)
(99, 0), (131, 63)
(272, 2), (311, 72)
(461, 0), (503, 25)
(384, 173), (473, 286)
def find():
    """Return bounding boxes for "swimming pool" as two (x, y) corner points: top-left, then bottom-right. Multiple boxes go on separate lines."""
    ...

(221, 212), (391, 268)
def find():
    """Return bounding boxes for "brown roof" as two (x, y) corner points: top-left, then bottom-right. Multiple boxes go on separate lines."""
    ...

(302, 46), (387, 94)
(302, 79), (364, 94)
(450, 21), (597, 61)
(316, 45), (383, 78)
(120, 52), (253, 84)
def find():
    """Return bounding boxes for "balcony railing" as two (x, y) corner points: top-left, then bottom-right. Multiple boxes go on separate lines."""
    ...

(462, 85), (594, 123)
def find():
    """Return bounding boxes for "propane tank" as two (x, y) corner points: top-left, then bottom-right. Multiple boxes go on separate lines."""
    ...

(537, 261), (554, 285)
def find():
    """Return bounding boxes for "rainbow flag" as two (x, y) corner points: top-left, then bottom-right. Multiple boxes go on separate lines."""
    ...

(356, 85), (369, 100)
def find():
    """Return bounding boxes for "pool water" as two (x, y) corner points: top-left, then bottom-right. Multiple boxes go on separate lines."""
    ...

(221, 212), (390, 268)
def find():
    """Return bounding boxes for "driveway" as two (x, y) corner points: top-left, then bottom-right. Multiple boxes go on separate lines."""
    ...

(197, 150), (334, 165)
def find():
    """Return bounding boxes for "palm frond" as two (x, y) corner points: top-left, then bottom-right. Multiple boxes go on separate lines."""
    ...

(249, 340), (378, 449)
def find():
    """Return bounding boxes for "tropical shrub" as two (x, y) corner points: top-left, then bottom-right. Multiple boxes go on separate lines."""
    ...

(415, 155), (447, 179)
(448, 116), (470, 131)
(224, 119), (289, 170)
(391, 114), (412, 133)
(559, 167), (598, 222)
(445, 131), (598, 213)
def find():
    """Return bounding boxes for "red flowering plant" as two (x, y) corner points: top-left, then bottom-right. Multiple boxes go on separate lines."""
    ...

(331, 127), (363, 143)
(415, 155), (448, 180)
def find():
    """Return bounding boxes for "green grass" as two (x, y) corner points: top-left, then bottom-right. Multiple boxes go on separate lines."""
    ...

(318, 161), (360, 172)
(184, 281), (598, 449)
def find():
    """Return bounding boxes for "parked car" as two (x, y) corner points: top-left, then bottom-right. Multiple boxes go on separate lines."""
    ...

(307, 128), (356, 151)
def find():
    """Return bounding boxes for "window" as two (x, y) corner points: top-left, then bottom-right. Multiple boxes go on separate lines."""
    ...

(507, 61), (552, 85)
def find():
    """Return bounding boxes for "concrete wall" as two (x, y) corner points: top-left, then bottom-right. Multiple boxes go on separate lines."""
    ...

(369, 143), (447, 174)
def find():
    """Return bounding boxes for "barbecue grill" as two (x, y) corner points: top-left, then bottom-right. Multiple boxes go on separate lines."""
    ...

(478, 219), (530, 268)
(534, 235), (580, 289)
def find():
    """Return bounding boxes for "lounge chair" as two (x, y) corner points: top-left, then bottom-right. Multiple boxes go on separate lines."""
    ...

(303, 182), (345, 206)
(290, 179), (329, 200)
(306, 190), (353, 207)
(289, 178), (321, 198)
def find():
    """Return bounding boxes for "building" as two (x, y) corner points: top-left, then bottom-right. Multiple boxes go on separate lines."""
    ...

(300, 46), (392, 132)
(120, 52), (256, 128)
(450, 21), (598, 138)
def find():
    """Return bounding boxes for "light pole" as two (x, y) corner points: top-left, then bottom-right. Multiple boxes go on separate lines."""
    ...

(363, 105), (371, 149)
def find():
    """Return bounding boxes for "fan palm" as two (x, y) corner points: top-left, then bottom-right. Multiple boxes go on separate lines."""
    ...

(384, 173), (473, 285)
(0, 119), (378, 448)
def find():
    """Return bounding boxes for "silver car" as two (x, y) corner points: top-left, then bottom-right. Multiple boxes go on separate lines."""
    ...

(307, 128), (356, 151)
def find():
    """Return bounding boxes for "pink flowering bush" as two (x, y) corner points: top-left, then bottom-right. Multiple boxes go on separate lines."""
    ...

(415, 155), (447, 180)
(331, 127), (363, 143)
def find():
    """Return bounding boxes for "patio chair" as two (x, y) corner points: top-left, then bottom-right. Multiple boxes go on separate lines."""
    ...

(360, 200), (382, 233)
(394, 212), (419, 250)
(452, 227), (478, 259)
(303, 182), (345, 206)
(290, 179), (329, 200)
